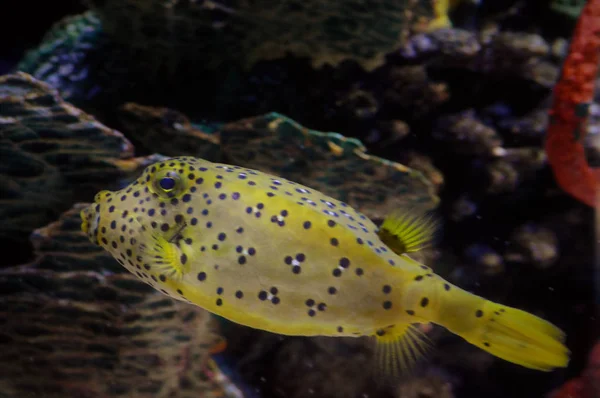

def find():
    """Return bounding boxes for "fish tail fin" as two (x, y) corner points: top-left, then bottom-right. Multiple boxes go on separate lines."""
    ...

(431, 282), (570, 371)
(429, 0), (453, 30)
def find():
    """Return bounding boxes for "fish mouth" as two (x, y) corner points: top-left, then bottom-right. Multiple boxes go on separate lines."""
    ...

(167, 221), (188, 243)
(80, 203), (101, 244)
(80, 208), (90, 235)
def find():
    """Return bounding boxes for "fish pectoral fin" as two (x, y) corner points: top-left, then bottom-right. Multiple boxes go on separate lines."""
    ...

(136, 221), (185, 280)
(377, 211), (439, 255)
(373, 324), (432, 380)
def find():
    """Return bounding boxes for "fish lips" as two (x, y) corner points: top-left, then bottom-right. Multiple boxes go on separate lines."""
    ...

(80, 203), (101, 244)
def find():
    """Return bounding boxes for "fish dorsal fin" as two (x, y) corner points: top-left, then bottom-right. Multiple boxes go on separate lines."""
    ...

(377, 211), (438, 256)
(373, 323), (433, 383)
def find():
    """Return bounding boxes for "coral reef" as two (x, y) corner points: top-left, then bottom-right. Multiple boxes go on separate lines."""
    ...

(550, 340), (600, 398)
(116, 103), (221, 160)
(382, 65), (450, 118)
(86, 0), (437, 72)
(115, 104), (441, 221)
(394, 373), (454, 398)
(486, 148), (546, 194)
(399, 27), (556, 83)
(14, 2), (570, 131)
(0, 72), (160, 265)
(545, 0), (600, 208)
(398, 27), (481, 63)
(584, 102), (600, 166)
(433, 110), (503, 156)
(551, 0), (586, 18)
(221, 311), (501, 398)
(504, 224), (559, 269)
(0, 74), (444, 397)
(464, 243), (504, 276)
(15, 11), (118, 103)
(0, 204), (230, 398)
(15, 0), (441, 116)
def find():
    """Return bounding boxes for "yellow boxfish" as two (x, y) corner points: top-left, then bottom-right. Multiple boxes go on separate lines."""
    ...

(80, 156), (569, 375)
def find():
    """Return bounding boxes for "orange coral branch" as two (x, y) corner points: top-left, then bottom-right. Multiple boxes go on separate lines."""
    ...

(549, 340), (600, 398)
(545, 0), (600, 207)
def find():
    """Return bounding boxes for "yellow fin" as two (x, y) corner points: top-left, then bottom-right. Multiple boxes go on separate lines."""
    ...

(377, 211), (438, 255)
(136, 220), (185, 280)
(468, 302), (570, 371)
(373, 324), (432, 381)
(428, 0), (453, 31)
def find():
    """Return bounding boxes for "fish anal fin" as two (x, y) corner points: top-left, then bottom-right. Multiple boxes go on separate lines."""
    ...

(373, 324), (432, 383)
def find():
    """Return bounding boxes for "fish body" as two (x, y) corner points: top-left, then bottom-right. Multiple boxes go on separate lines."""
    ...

(81, 156), (569, 373)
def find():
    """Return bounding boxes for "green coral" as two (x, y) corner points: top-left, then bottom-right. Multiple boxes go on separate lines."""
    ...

(18, 11), (102, 73)
(551, 0), (585, 18)
(16, 11), (134, 105)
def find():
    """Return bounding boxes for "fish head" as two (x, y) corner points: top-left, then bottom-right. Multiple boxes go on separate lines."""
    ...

(80, 157), (204, 268)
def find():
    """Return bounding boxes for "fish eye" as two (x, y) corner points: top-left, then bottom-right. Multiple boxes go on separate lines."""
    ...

(152, 169), (184, 197)
(159, 177), (176, 191)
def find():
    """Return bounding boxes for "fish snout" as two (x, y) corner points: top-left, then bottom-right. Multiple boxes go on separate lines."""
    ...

(80, 206), (91, 235)
(80, 204), (97, 237)
(80, 191), (110, 243)
(79, 190), (114, 244)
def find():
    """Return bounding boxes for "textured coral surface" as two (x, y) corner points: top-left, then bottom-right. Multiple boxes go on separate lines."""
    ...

(0, 72), (160, 264)
(88, 0), (436, 71)
(0, 204), (225, 398)
(116, 104), (440, 221)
